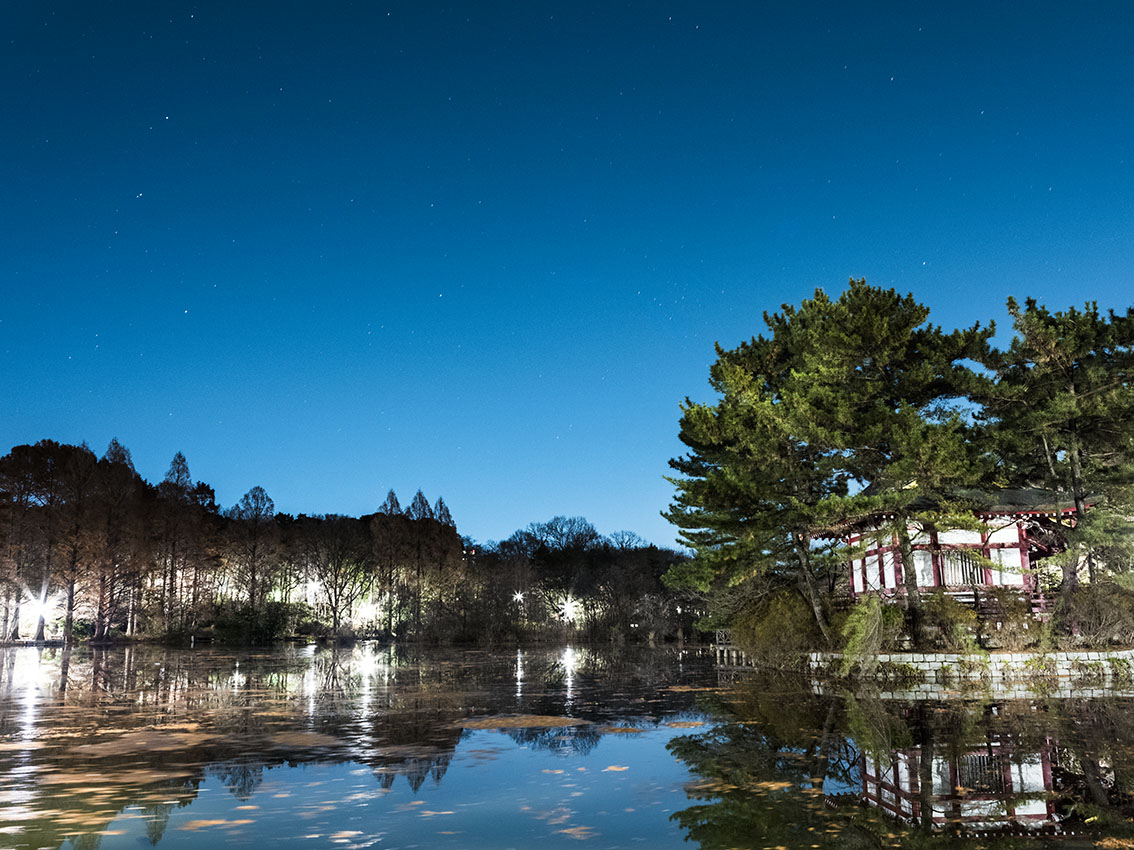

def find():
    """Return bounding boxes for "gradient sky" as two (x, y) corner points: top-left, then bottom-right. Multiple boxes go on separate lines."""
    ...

(4, 2), (1134, 546)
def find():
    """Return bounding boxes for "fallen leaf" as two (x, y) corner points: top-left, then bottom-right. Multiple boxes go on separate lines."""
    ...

(559, 826), (596, 840)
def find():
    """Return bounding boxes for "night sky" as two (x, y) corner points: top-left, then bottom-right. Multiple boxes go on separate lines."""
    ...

(4, 2), (1134, 546)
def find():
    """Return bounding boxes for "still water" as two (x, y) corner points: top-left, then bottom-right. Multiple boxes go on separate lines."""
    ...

(2, 644), (1134, 849)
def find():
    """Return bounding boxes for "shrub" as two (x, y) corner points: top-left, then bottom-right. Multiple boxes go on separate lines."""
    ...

(731, 588), (824, 668)
(923, 590), (978, 650)
(876, 661), (924, 685)
(978, 587), (1038, 650)
(839, 595), (904, 677)
(1073, 660), (1106, 687)
(1065, 581), (1134, 646)
(1112, 657), (1134, 686)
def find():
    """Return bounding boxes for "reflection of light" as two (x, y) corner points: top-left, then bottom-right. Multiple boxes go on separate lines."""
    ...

(355, 645), (384, 679)
(561, 646), (576, 707)
(561, 646), (577, 673)
(18, 652), (42, 738)
(515, 648), (524, 700)
(560, 597), (580, 622)
(512, 591), (525, 604)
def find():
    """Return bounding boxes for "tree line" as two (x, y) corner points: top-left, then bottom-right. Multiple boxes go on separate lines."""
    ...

(0, 441), (691, 645)
(666, 280), (1134, 651)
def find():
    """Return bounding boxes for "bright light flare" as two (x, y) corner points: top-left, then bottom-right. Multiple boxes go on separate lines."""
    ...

(512, 591), (525, 604)
(559, 597), (580, 623)
(20, 589), (61, 631)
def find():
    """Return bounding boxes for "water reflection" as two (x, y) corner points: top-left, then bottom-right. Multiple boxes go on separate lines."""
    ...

(668, 676), (1134, 848)
(0, 644), (713, 849)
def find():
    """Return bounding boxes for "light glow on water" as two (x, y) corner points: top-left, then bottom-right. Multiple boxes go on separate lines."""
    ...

(0, 645), (716, 850)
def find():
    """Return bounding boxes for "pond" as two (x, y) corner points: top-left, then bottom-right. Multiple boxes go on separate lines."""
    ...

(2, 644), (1134, 849)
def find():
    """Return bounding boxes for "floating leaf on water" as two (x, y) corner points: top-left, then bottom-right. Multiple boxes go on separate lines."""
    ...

(602, 766), (629, 772)
(178, 819), (254, 831)
(665, 721), (704, 728)
(558, 826), (596, 840)
(598, 726), (644, 734)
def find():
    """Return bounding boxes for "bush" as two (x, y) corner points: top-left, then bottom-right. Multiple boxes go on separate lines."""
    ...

(923, 590), (978, 650)
(839, 595), (904, 677)
(731, 589), (824, 668)
(978, 587), (1038, 650)
(1064, 581), (1134, 646)
(1112, 657), (1134, 686)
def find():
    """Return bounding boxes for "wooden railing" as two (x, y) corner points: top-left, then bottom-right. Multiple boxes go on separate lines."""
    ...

(940, 551), (985, 587)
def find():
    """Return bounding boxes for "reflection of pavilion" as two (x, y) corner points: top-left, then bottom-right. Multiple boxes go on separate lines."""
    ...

(860, 737), (1059, 833)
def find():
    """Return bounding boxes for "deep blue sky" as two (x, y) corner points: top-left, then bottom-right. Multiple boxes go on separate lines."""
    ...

(3, 2), (1134, 546)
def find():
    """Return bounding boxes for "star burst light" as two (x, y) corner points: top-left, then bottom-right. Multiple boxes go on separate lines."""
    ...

(560, 597), (580, 623)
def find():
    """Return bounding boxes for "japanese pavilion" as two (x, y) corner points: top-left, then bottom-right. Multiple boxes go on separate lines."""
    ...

(846, 489), (1080, 598)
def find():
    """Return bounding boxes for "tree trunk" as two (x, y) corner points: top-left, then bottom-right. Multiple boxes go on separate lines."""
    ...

(896, 523), (925, 648)
(1081, 757), (1111, 808)
(6, 599), (18, 640)
(794, 535), (831, 643)
(1067, 428), (1096, 584)
(917, 705), (935, 830)
(93, 573), (109, 641)
(811, 700), (838, 789)
(33, 581), (47, 642)
(63, 579), (76, 645)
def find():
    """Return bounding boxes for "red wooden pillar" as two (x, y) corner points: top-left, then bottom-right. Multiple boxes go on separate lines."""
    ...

(930, 529), (942, 588)
(981, 529), (993, 586)
(1018, 521), (1034, 593)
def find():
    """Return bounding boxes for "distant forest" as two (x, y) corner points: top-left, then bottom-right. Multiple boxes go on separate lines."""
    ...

(0, 439), (693, 645)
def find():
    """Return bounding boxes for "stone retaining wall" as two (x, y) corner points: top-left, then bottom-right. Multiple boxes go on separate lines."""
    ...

(807, 648), (1134, 686)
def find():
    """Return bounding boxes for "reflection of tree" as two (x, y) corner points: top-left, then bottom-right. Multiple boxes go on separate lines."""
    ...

(210, 758), (265, 800)
(1053, 699), (1134, 817)
(501, 724), (603, 757)
(671, 676), (1134, 846)
(668, 716), (873, 849)
(143, 800), (177, 846)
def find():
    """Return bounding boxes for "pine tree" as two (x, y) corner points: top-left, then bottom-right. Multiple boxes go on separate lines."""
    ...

(979, 298), (1134, 591)
(667, 280), (992, 646)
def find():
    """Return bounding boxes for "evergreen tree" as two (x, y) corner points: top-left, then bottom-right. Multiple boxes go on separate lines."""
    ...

(668, 280), (991, 646)
(666, 320), (849, 641)
(979, 298), (1134, 592)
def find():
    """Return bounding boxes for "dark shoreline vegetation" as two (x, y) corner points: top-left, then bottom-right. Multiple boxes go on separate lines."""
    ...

(0, 446), (697, 646)
(666, 280), (1134, 669)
